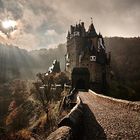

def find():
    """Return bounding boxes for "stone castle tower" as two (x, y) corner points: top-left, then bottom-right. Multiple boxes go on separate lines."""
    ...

(65, 21), (110, 92)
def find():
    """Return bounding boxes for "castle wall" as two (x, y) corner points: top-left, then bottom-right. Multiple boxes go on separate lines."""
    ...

(66, 37), (85, 75)
(91, 37), (98, 50)
(80, 53), (103, 83)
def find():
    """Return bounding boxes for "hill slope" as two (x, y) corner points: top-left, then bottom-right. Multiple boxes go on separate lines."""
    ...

(0, 37), (140, 98)
(105, 37), (140, 99)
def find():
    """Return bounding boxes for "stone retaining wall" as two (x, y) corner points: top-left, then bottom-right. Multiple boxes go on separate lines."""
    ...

(89, 90), (140, 113)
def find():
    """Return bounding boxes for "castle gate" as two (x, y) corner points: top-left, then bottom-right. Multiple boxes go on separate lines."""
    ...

(72, 67), (90, 91)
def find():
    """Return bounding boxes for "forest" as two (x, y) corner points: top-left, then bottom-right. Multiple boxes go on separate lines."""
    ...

(105, 37), (140, 100)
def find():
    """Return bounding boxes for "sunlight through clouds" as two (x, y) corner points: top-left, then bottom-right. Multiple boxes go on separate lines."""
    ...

(0, 0), (139, 50)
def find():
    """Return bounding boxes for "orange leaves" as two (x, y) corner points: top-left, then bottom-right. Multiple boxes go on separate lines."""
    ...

(6, 108), (19, 125)
(16, 129), (32, 139)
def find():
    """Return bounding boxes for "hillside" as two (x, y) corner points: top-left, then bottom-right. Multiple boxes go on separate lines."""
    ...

(0, 37), (140, 98)
(104, 37), (140, 100)
(105, 37), (140, 81)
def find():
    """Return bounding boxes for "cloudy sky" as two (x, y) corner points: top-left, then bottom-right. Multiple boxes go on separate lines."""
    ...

(0, 0), (140, 50)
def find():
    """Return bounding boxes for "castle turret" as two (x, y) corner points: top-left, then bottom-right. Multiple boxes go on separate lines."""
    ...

(70, 25), (74, 35)
(67, 31), (70, 40)
(81, 22), (86, 37)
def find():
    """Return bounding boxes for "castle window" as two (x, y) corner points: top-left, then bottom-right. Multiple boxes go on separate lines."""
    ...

(90, 56), (96, 62)
(74, 31), (80, 36)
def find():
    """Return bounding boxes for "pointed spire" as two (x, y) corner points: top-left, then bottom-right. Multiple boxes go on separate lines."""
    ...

(91, 17), (93, 24)
(78, 20), (81, 28)
(88, 18), (97, 37)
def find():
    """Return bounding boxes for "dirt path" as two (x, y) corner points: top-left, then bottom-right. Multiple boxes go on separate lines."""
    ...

(78, 91), (140, 140)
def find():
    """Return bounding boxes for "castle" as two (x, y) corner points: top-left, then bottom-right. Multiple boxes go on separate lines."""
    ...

(65, 21), (110, 93)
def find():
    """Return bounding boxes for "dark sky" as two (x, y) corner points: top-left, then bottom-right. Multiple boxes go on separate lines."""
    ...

(0, 0), (140, 50)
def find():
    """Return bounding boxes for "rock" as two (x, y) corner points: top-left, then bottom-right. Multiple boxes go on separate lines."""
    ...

(46, 126), (72, 140)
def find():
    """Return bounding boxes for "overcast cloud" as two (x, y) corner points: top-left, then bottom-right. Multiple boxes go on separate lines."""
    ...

(0, 0), (139, 50)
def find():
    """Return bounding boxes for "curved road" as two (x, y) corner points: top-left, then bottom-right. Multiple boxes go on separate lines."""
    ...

(78, 91), (140, 140)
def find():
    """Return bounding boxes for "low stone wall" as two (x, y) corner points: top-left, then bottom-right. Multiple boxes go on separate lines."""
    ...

(89, 90), (140, 113)
(58, 96), (83, 128)
(46, 96), (84, 140)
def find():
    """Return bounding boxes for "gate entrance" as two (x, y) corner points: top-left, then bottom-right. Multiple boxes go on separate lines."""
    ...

(76, 79), (86, 90)
(72, 67), (90, 91)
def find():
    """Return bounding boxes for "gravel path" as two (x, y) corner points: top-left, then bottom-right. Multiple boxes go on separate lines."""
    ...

(78, 92), (140, 140)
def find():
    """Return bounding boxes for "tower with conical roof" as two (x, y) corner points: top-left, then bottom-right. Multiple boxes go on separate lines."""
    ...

(65, 20), (110, 93)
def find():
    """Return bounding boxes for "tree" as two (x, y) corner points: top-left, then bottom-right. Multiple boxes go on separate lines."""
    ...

(54, 72), (69, 88)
